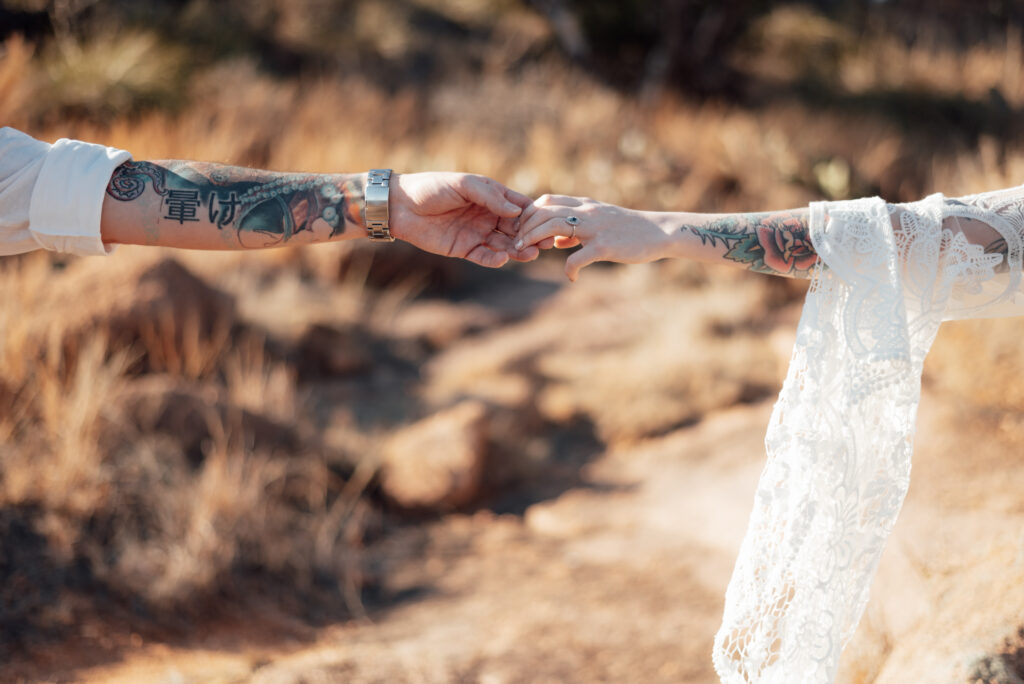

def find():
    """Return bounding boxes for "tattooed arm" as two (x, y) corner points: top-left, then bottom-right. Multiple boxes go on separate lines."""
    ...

(513, 195), (818, 281)
(100, 160), (536, 267)
(514, 195), (1013, 281)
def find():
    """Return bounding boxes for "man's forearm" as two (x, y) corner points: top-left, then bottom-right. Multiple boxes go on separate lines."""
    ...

(100, 160), (367, 249)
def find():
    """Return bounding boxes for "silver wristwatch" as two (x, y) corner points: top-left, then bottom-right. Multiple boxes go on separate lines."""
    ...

(364, 169), (394, 242)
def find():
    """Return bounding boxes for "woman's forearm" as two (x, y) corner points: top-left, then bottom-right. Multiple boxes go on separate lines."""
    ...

(653, 203), (1011, 279)
(100, 160), (366, 250)
(648, 208), (817, 279)
(514, 196), (820, 281)
(519, 189), (1024, 281)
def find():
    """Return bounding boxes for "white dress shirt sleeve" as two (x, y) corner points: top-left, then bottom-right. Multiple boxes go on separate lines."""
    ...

(0, 127), (132, 257)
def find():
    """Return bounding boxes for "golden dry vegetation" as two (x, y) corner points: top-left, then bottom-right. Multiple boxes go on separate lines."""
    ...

(2, 1), (1024, 682)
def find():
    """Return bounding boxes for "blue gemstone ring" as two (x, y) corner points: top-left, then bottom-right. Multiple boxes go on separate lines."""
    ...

(565, 215), (580, 239)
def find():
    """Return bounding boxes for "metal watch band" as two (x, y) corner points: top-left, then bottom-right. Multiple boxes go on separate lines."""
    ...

(364, 169), (394, 242)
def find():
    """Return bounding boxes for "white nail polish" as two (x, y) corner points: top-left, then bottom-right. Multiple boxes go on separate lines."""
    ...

(515, 240), (523, 250)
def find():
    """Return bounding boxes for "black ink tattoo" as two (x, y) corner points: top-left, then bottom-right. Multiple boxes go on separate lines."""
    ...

(984, 236), (1008, 258)
(229, 175), (355, 247)
(983, 235), (1011, 273)
(208, 191), (240, 228)
(105, 158), (363, 248)
(163, 189), (201, 224)
(106, 161), (168, 201)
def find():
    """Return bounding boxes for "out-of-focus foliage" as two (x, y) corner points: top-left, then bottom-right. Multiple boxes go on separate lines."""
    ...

(3, 0), (1023, 121)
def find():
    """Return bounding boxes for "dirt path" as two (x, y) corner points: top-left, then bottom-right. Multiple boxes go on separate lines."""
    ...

(54, 401), (770, 684)
(57, 383), (1024, 684)
(14, 337), (1015, 684)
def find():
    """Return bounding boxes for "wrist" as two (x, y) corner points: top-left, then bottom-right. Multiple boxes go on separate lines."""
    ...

(641, 211), (686, 260)
(386, 172), (411, 242)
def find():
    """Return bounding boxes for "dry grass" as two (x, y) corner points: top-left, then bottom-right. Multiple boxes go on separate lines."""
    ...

(2, 2), (1024, 677)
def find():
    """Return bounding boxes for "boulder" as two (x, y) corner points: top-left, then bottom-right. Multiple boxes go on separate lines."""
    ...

(116, 376), (300, 465)
(380, 401), (489, 510)
(294, 323), (375, 379)
(336, 241), (465, 294)
(41, 257), (236, 376)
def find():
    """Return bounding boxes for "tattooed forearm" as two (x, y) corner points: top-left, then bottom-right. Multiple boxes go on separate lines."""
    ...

(681, 210), (817, 278)
(104, 160), (365, 249)
(107, 161), (168, 200)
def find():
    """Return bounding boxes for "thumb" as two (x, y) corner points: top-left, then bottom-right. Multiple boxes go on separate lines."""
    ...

(460, 176), (523, 218)
(565, 245), (602, 282)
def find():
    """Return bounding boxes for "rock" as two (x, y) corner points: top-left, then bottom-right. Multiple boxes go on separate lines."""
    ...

(44, 257), (236, 375)
(117, 376), (300, 465)
(966, 649), (1024, 684)
(295, 323), (375, 379)
(380, 401), (489, 510)
(337, 241), (465, 294)
(389, 300), (501, 350)
(0, 506), (68, 658)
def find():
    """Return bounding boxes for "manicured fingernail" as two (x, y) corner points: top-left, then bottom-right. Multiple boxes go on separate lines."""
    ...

(505, 201), (520, 213)
(515, 239), (524, 250)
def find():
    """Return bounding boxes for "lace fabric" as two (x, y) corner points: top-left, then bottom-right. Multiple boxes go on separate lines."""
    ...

(712, 188), (1024, 683)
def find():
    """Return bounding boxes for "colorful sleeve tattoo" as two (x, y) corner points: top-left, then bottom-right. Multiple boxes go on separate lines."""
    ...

(682, 210), (818, 278)
(105, 160), (365, 248)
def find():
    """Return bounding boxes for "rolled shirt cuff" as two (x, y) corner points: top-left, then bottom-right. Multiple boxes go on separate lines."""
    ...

(28, 137), (132, 256)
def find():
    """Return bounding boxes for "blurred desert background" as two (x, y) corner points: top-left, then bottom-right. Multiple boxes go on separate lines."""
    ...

(3, 1), (1024, 682)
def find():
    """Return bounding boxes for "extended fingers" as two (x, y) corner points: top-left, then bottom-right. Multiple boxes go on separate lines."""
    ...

(516, 206), (567, 243)
(516, 215), (578, 250)
(517, 194), (583, 226)
(486, 229), (539, 262)
(461, 175), (523, 218)
(536, 193), (583, 207)
(504, 186), (533, 210)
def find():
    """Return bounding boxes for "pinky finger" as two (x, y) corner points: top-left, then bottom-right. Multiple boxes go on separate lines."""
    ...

(565, 245), (602, 281)
(509, 244), (540, 262)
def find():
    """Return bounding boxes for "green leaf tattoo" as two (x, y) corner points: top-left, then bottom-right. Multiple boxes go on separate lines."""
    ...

(683, 211), (818, 278)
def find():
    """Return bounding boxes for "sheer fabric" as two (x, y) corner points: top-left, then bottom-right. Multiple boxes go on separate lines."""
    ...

(712, 187), (1024, 683)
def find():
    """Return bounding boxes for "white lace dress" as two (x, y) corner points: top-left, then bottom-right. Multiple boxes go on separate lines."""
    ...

(712, 187), (1024, 683)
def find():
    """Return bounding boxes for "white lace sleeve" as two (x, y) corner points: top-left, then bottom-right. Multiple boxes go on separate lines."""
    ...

(712, 186), (1024, 683)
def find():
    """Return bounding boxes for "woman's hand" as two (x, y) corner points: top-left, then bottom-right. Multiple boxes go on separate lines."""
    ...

(514, 194), (676, 281)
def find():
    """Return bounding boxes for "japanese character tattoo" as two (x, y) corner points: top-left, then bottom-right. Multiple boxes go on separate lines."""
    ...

(105, 160), (364, 248)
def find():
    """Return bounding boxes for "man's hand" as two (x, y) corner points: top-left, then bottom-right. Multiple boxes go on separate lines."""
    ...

(389, 172), (538, 268)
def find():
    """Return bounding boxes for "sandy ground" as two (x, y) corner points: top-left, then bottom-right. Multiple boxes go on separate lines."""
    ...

(33, 382), (1024, 684)
(4, 251), (1022, 684)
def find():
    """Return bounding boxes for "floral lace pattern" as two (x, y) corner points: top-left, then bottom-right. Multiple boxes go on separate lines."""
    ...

(712, 189), (1024, 683)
